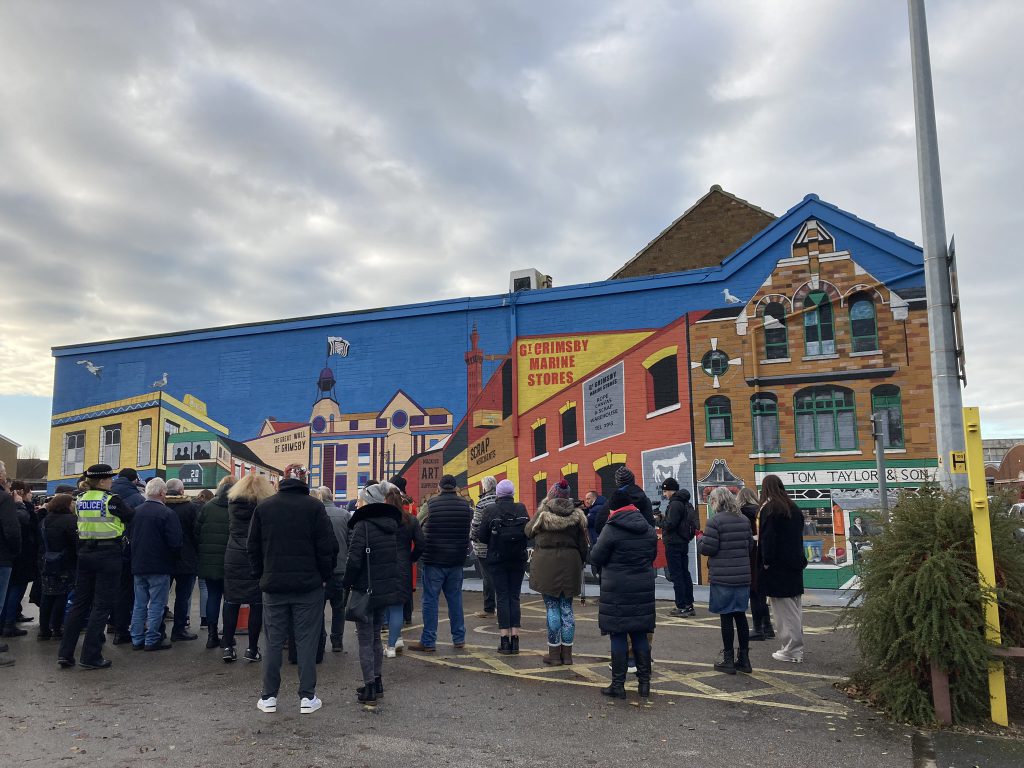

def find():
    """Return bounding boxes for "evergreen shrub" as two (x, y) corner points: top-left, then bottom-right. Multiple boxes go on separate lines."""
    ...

(846, 486), (1024, 724)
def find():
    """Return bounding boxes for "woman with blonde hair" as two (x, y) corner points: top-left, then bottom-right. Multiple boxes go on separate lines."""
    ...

(222, 474), (274, 663)
(699, 487), (754, 674)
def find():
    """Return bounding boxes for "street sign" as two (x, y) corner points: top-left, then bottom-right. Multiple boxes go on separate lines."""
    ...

(950, 451), (968, 474)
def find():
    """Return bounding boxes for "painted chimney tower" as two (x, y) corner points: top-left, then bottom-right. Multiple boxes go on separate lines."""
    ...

(465, 323), (484, 406)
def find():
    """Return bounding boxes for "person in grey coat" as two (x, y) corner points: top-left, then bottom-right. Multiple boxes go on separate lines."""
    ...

(698, 487), (754, 675)
(469, 476), (497, 619)
(319, 486), (350, 653)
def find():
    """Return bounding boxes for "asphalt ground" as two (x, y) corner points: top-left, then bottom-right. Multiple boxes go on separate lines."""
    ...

(0, 588), (1018, 767)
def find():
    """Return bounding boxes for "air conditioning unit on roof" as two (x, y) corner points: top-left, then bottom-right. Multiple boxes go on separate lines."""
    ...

(509, 268), (553, 293)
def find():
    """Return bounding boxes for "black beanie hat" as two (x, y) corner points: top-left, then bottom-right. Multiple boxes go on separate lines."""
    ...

(439, 474), (458, 491)
(390, 476), (408, 493)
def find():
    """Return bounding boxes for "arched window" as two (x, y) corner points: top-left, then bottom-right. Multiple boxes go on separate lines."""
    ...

(763, 302), (788, 360)
(849, 293), (879, 353)
(871, 385), (904, 448)
(794, 386), (857, 452)
(705, 396), (733, 443)
(803, 293), (835, 356)
(751, 393), (780, 453)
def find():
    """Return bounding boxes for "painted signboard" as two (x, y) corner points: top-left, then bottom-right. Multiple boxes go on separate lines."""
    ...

(583, 361), (626, 445)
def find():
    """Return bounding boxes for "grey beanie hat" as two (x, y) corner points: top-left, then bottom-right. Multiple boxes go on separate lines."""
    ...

(359, 481), (391, 505)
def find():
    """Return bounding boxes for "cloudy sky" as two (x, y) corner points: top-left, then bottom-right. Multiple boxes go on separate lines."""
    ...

(0, 0), (1021, 458)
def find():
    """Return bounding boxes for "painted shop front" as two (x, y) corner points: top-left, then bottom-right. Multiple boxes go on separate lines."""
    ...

(48, 193), (935, 588)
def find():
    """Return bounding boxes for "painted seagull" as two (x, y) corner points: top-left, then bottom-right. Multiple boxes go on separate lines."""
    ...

(722, 288), (741, 304)
(77, 360), (103, 377)
(152, 372), (169, 389)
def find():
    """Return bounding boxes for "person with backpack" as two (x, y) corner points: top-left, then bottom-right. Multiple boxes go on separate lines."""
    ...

(659, 479), (699, 617)
(477, 479), (529, 655)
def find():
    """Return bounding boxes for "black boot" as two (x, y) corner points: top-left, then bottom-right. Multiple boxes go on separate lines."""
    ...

(714, 648), (736, 675)
(748, 621), (765, 641)
(762, 619), (776, 640)
(357, 682), (377, 707)
(374, 676), (384, 697)
(498, 636), (512, 655)
(510, 635), (519, 654)
(206, 625), (220, 649)
(635, 646), (652, 699)
(601, 650), (628, 699)
(736, 647), (752, 674)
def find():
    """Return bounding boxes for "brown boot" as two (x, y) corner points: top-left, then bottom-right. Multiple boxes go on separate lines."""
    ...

(542, 645), (563, 665)
(561, 644), (573, 665)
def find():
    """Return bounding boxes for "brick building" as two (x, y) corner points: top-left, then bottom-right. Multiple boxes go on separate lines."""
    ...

(687, 210), (937, 588)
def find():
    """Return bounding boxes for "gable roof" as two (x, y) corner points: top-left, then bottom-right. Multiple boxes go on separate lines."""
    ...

(611, 185), (775, 279)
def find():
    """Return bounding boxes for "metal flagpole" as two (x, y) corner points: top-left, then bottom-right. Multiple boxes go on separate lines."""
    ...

(907, 0), (967, 489)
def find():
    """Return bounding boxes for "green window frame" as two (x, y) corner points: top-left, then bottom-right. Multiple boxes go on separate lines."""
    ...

(701, 349), (730, 377)
(803, 292), (835, 356)
(849, 294), (879, 353)
(794, 386), (857, 452)
(705, 396), (733, 443)
(751, 393), (780, 453)
(871, 385), (904, 448)
(763, 302), (788, 360)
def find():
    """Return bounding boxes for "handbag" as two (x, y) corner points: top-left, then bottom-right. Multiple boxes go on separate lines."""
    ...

(41, 519), (66, 576)
(345, 528), (374, 623)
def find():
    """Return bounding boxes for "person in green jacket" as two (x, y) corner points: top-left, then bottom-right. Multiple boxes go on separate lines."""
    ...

(195, 476), (233, 649)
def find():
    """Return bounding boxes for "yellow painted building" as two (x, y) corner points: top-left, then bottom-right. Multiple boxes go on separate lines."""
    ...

(48, 392), (229, 484)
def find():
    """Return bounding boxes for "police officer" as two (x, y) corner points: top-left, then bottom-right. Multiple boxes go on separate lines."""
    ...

(57, 464), (135, 669)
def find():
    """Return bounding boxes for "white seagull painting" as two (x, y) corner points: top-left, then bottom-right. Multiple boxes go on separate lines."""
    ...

(77, 360), (103, 378)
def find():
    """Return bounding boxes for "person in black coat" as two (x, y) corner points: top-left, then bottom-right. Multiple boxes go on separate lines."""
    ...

(164, 478), (200, 642)
(589, 489), (657, 701)
(1, 482), (39, 637)
(344, 482), (402, 706)
(247, 466), (338, 714)
(658, 479), (699, 617)
(195, 478), (233, 649)
(738, 487), (773, 641)
(222, 474), (275, 663)
(37, 494), (78, 640)
(757, 475), (808, 664)
(477, 479), (530, 655)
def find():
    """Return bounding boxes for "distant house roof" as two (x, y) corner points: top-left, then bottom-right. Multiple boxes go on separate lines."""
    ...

(0, 433), (21, 448)
(267, 421), (307, 433)
(220, 435), (282, 474)
(611, 185), (776, 280)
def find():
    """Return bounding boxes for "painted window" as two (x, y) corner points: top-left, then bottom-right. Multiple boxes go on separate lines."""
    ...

(358, 443), (371, 465)
(763, 302), (788, 359)
(705, 396), (732, 443)
(137, 418), (152, 467)
(563, 472), (579, 500)
(533, 423), (547, 457)
(647, 355), (679, 411)
(334, 474), (348, 498)
(803, 293), (835, 356)
(335, 445), (348, 465)
(596, 463), (625, 498)
(535, 478), (547, 507)
(871, 385), (905, 448)
(358, 472), (370, 489)
(560, 407), (578, 447)
(100, 424), (121, 469)
(751, 394), (780, 453)
(233, 460), (243, 479)
(794, 386), (857, 452)
(701, 350), (729, 377)
(849, 294), (879, 353)
(63, 431), (85, 477)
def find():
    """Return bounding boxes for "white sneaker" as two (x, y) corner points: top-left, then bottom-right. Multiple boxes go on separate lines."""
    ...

(300, 696), (322, 714)
(256, 696), (277, 713)
(771, 650), (803, 663)
(384, 645), (396, 658)
(394, 637), (405, 652)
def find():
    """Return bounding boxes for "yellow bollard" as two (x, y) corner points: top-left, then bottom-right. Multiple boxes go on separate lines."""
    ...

(962, 406), (1009, 727)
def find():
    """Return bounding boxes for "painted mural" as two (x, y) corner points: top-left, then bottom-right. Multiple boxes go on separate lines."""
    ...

(48, 193), (939, 588)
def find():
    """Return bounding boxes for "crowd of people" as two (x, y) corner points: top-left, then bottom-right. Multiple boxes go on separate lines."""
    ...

(0, 455), (809, 712)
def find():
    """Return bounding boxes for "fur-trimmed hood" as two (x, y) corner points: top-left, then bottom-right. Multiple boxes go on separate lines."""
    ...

(527, 497), (586, 534)
(165, 495), (192, 505)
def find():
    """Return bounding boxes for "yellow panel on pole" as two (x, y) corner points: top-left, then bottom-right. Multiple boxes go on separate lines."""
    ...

(962, 406), (1008, 727)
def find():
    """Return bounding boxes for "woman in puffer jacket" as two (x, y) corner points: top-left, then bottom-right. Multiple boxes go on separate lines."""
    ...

(222, 474), (275, 663)
(699, 487), (754, 675)
(588, 489), (657, 701)
(524, 479), (589, 666)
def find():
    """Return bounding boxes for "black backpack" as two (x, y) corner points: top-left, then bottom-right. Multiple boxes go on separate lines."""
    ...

(487, 507), (529, 564)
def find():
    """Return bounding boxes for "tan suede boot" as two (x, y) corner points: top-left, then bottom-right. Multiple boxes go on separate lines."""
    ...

(543, 644), (563, 665)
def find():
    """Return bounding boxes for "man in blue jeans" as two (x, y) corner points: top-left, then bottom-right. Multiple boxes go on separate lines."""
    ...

(0, 461), (21, 667)
(129, 478), (182, 651)
(408, 475), (472, 652)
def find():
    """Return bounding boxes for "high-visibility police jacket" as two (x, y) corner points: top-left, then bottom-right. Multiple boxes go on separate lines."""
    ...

(76, 490), (127, 541)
